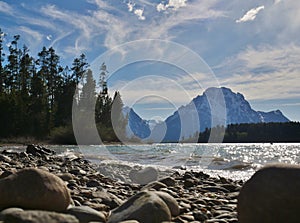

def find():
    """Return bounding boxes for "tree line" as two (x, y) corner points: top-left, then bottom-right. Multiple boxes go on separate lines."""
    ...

(0, 28), (125, 144)
(198, 122), (300, 143)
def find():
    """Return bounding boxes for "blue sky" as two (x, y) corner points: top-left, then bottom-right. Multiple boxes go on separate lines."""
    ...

(1, 0), (300, 121)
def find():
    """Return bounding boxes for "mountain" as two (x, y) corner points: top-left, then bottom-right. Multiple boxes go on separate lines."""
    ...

(257, 110), (290, 123)
(122, 106), (151, 139)
(124, 87), (290, 142)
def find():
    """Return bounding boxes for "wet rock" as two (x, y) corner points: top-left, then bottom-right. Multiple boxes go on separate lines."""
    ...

(66, 206), (106, 223)
(108, 191), (171, 223)
(0, 154), (11, 163)
(26, 144), (55, 156)
(238, 164), (300, 223)
(2, 210), (79, 223)
(0, 168), (71, 211)
(129, 167), (158, 185)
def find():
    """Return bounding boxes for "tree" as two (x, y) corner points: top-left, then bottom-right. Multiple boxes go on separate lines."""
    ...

(0, 29), (6, 94)
(111, 91), (127, 141)
(6, 35), (21, 92)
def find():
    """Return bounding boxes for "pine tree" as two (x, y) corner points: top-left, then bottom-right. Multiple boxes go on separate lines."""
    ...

(111, 91), (126, 140)
(0, 29), (5, 94)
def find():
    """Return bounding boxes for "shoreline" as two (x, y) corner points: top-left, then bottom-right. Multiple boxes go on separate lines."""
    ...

(0, 144), (242, 223)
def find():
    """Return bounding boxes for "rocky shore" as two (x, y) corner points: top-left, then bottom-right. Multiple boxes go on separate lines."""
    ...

(0, 144), (243, 223)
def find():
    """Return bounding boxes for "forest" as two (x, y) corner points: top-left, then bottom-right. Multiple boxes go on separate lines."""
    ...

(198, 122), (300, 143)
(0, 28), (125, 144)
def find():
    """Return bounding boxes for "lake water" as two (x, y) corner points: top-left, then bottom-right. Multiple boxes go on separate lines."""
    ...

(2, 143), (300, 182)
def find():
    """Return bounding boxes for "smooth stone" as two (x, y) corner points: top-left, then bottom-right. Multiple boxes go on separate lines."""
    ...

(57, 173), (74, 182)
(66, 206), (106, 223)
(0, 208), (24, 220)
(0, 168), (71, 211)
(119, 221), (140, 223)
(184, 178), (195, 188)
(154, 191), (180, 217)
(238, 164), (300, 223)
(159, 177), (176, 187)
(92, 190), (123, 209)
(108, 191), (171, 223)
(3, 210), (79, 223)
(142, 181), (167, 190)
(129, 167), (158, 185)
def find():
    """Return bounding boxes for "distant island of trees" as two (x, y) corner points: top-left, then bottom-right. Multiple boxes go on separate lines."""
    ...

(197, 122), (300, 143)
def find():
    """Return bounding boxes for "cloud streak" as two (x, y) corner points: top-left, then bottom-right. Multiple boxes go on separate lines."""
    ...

(236, 5), (264, 23)
(216, 44), (300, 101)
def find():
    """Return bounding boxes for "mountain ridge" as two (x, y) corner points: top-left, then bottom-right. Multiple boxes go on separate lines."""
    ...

(124, 87), (290, 142)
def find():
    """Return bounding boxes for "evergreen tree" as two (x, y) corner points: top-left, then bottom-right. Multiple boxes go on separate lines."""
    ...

(111, 91), (127, 141)
(0, 29), (5, 94)
(6, 35), (21, 92)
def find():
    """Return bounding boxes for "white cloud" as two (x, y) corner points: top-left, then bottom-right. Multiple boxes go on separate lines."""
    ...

(156, 0), (187, 12)
(0, 1), (14, 15)
(134, 8), (145, 20)
(216, 44), (300, 101)
(18, 26), (43, 41)
(236, 5), (264, 23)
(274, 0), (281, 5)
(168, 0), (187, 9)
(156, 3), (167, 12)
(127, 1), (135, 12)
(46, 35), (52, 41)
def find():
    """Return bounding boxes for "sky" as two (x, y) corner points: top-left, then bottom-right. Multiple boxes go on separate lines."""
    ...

(1, 0), (300, 121)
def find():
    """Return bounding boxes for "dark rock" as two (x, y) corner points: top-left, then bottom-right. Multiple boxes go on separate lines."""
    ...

(86, 179), (101, 187)
(57, 173), (74, 182)
(159, 177), (176, 187)
(129, 167), (158, 185)
(0, 155), (11, 163)
(202, 186), (229, 193)
(108, 191), (171, 223)
(0, 171), (14, 180)
(2, 210), (79, 223)
(66, 206), (106, 223)
(0, 168), (71, 211)
(184, 178), (195, 188)
(238, 164), (300, 223)
(26, 144), (55, 156)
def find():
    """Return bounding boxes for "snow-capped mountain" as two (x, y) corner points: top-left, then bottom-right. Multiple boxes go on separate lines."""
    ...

(124, 87), (290, 142)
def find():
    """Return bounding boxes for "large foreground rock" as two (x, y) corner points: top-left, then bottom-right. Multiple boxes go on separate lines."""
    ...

(2, 210), (79, 223)
(238, 164), (300, 223)
(108, 191), (172, 223)
(0, 168), (71, 211)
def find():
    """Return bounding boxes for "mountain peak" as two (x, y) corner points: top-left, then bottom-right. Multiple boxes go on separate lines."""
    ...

(124, 87), (290, 142)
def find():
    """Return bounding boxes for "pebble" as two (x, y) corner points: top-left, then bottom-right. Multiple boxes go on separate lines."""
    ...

(66, 206), (107, 223)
